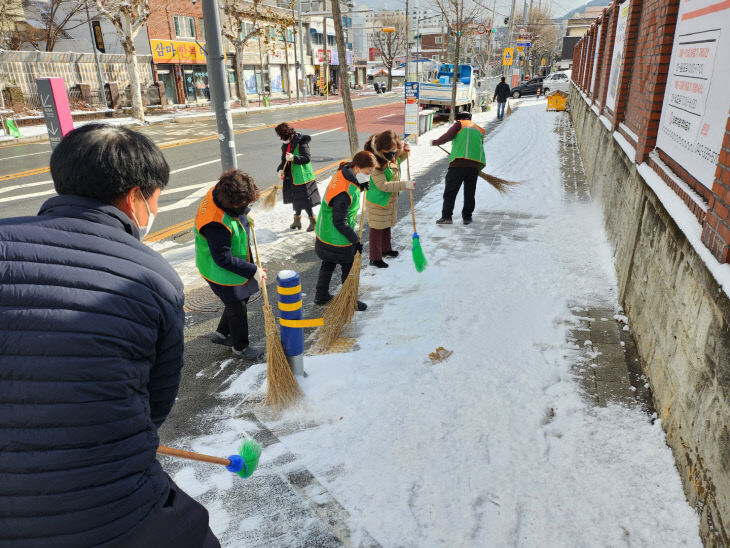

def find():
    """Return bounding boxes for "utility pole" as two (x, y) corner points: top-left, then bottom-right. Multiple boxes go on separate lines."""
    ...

(322, 0), (329, 102)
(298, 0), (308, 103)
(202, 0), (237, 170)
(292, 4), (300, 103)
(331, 0), (358, 153)
(521, 0), (528, 81)
(405, 0), (410, 82)
(85, 3), (108, 109)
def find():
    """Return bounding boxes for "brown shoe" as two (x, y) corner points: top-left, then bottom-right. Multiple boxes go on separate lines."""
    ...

(290, 214), (302, 230)
(307, 215), (316, 232)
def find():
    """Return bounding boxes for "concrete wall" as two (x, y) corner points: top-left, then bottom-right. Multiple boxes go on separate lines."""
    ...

(569, 88), (730, 547)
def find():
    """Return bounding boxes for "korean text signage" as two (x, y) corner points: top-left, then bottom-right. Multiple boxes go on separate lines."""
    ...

(656, 0), (730, 189)
(91, 21), (105, 53)
(36, 78), (74, 151)
(590, 24), (601, 95)
(606, 1), (630, 110)
(151, 39), (206, 64)
(404, 82), (419, 144)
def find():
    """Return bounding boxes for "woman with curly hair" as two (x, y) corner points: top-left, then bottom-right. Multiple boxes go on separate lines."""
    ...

(274, 122), (321, 231)
(194, 169), (265, 359)
(363, 130), (415, 268)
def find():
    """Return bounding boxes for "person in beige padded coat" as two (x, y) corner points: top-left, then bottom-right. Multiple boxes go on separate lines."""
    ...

(363, 130), (416, 268)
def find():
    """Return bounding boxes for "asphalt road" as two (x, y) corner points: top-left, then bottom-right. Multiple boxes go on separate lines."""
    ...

(0, 94), (404, 239)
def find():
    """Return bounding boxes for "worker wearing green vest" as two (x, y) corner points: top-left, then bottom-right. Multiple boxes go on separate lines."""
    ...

(431, 111), (486, 225)
(275, 122), (321, 231)
(194, 170), (266, 359)
(314, 151), (377, 311)
(363, 130), (416, 268)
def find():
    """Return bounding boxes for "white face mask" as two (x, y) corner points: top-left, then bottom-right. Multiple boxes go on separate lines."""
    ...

(131, 193), (155, 240)
(355, 172), (371, 184)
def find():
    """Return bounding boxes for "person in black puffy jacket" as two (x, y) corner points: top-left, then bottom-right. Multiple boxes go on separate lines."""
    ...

(0, 124), (219, 548)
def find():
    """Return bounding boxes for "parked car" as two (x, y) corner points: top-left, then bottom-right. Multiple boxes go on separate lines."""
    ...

(510, 77), (544, 98)
(541, 71), (571, 94)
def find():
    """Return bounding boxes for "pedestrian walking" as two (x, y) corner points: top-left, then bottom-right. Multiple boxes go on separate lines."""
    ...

(0, 124), (219, 548)
(493, 76), (511, 120)
(275, 122), (321, 231)
(195, 170), (266, 360)
(363, 130), (416, 268)
(314, 150), (377, 310)
(431, 111), (486, 225)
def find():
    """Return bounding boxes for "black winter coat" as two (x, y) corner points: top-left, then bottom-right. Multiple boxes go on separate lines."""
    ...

(494, 81), (511, 102)
(315, 165), (362, 264)
(0, 195), (185, 547)
(276, 133), (321, 210)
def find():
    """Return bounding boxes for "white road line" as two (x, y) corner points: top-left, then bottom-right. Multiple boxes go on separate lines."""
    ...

(378, 113), (398, 119)
(0, 151), (49, 162)
(0, 188), (55, 204)
(311, 127), (343, 137)
(0, 179), (53, 195)
(158, 182), (215, 212)
(170, 158), (221, 175)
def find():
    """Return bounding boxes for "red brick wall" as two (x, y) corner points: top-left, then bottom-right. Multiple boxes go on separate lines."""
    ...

(622, 0), (679, 163)
(571, 0), (730, 263)
(702, 116), (730, 263)
(147, 0), (204, 41)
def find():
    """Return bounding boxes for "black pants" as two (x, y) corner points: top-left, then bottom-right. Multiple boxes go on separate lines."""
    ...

(216, 298), (249, 351)
(294, 206), (314, 216)
(442, 166), (479, 220)
(112, 478), (220, 548)
(315, 259), (353, 300)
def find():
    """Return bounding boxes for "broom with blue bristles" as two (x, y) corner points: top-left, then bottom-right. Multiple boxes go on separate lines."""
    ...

(406, 155), (427, 272)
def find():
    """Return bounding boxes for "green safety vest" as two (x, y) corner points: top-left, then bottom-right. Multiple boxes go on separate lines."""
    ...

(366, 161), (400, 208)
(316, 171), (361, 246)
(290, 144), (315, 186)
(449, 120), (486, 167)
(195, 212), (251, 286)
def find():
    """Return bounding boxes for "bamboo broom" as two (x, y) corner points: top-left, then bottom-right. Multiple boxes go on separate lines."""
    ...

(435, 145), (520, 194)
(406, 155), (427, 272)
(261, 161), (289, 210)
(314, 194), (368, 352)
(250, 222), (303, 409)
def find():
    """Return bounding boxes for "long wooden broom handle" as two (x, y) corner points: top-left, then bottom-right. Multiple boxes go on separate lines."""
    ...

(406, 154), (417, 233)
(157, 445), (230, 466)
(357, 182), (367, 241)
(250, 224), (270, 308)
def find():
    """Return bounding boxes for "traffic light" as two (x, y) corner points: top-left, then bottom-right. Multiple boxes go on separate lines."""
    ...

(504, 17), (509, 24)
(381, 27), (395, 33)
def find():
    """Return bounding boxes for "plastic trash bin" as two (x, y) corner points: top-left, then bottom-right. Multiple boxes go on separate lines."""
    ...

(419, 109), (434, 134)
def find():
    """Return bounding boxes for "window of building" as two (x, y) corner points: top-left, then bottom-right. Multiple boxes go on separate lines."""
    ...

(435, 36), (442, 44)
(198, 18), (205, 41)
(174, 16), (196, 39)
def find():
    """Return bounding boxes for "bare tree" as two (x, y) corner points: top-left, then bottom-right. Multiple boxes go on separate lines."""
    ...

(433, 0), (479, 122)
(1, 0), (43, 50)
(221, 0), (264, 108)
(273, 8), (297, 105)
(523, 5), (560, 76)
(39, 0), (93, 51)
(369, 13), (407, 91)
(94, 0), (148, 121)
(331, 0), (357, 153)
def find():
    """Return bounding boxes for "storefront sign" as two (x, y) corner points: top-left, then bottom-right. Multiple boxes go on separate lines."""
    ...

(151, 39), (206, 64)
(606, 2), (629, 110)
(656, 0), (730, 189)
(404, 81), (419, 144)
(316, 49), (331, 63)
(91, 21), (105, 53)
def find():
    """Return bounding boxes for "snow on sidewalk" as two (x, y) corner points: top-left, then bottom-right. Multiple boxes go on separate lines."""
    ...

(167, 101), (701, 546)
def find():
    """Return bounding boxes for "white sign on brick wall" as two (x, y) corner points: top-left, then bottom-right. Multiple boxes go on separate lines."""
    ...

(606, 1), (630, 111)
(591, 24), (602, 95)
(656, 0), (730, 189)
